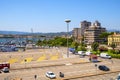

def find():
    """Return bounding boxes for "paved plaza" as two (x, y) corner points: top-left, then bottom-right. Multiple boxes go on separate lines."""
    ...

(0, 47), (120, 80)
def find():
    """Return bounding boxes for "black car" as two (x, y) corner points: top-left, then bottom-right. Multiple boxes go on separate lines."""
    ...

(98, 65), (110, 71)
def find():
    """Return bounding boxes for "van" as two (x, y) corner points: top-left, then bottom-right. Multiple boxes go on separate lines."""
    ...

(100, 53), (111, 59)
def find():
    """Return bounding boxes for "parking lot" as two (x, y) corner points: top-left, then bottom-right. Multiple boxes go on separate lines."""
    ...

(0, 47), (120, 80)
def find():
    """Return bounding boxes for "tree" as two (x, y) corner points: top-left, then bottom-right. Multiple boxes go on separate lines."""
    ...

(70, 41), (79, 50)
(99, 32), (114, 38)
(76, 42), (86, 51)
(99, 32), (114, 44)
(36, 40), (42, 46)
(110, 43), (116, 50)
(91, 42), (99, 51)
(77, 46), (86, 51)
(36, 36), (73, 47)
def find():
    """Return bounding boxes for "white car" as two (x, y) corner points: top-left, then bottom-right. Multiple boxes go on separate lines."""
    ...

(85, 51), (92, 56)
(46, 71), (56, 79)
(2, 67), (9, 73)
(100, 53), (111, 59)
(78, 51), (85, 55)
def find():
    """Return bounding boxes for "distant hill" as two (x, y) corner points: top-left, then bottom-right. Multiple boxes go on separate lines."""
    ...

(0, 31), (72, 36)
(0, 31), (30, 35)
(107, 29), (120, 33)
(33, 32), (72, 36)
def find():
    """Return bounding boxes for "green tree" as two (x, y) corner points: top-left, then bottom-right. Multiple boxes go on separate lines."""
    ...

(110, 43), (116, 50)
(99, 32), (111, 38)
(99, 32), (114, 44)
(36, 36), (73, 47)
(77, 46), (86, 51)
(76, 42), (86, 51)
(91, 42), (99, 51)
(36, 40), (42, 46)
(70, 41), (79, 50)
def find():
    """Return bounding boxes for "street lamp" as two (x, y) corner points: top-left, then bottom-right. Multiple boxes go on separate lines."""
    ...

(65, 19), (71, 58)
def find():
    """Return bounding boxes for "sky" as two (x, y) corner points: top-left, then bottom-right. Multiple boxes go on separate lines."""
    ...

(0, 0), (120, 33)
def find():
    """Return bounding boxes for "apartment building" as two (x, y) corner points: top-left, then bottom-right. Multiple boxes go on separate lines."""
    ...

(72, 28), (82, 42)
(80, 20), (91, 36)
(84, 21), (106, 44)
(72, 20), (91, 43)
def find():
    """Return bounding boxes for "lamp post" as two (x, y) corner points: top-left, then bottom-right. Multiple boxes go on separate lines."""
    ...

(65, 19), (71, 58)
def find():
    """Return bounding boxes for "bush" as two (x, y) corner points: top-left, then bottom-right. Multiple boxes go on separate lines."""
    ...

(99, 46), (108, 52)
(77, 46), (86, 51)
(109, 53), (120, 59)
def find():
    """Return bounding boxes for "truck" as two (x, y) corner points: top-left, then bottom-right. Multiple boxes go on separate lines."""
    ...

(100, 53), (111, 59)
(0, 62), (10, 73)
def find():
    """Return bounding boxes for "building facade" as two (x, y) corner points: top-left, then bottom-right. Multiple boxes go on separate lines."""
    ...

(72, 28), (81, 42)
(80, 20), (91, 36)
(108, 33), (120, 47)
(84, 21), (106, 44)
(72, 20), (91, 43)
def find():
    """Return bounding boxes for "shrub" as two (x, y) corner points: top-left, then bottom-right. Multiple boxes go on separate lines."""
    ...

(99, 46), (108, 52)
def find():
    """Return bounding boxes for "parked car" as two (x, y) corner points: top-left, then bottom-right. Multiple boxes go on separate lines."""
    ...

(98, 65), (110, 71)
(78, 51), (85, 56)
(46, 71), (56, 79)
(85, 51), (92, 56)
(2, 67), (9, 73)
(100, 53), (111, 59)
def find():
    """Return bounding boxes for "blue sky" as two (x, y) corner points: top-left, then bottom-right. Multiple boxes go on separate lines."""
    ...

(0, 0), (120, 33)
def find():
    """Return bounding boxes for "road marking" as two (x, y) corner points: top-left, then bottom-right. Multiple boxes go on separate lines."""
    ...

(37, 55), (46, 62)
(21, 57), (33, 64)
(8, 58), (18, 64)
